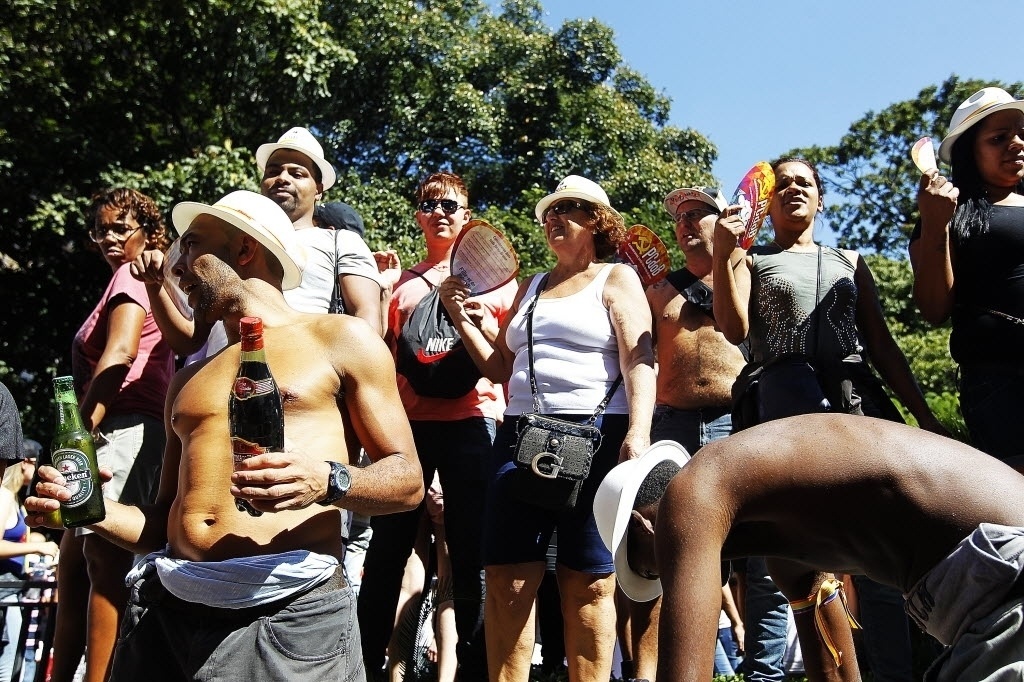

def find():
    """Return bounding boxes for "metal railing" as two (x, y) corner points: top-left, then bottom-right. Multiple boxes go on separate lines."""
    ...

(0, 579), (58, 682)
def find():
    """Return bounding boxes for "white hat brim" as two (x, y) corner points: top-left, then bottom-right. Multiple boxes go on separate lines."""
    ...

(535, 188), (620, 223)
(171, 201), (305, 291)
(594, 440), (691, 602)
(939, 100), (1024, 164)
(255, 142), (337, 191)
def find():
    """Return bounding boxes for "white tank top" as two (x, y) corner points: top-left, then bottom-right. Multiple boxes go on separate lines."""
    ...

(505, 264), (627, 415)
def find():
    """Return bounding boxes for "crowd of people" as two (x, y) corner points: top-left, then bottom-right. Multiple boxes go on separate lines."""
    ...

(1, 83), (1021, 682)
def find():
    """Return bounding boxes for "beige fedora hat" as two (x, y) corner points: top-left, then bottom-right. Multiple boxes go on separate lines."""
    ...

(256, 127), (337, 191)
(172, 190), (306, 290)
(939, 87), (1024, 163)
(535, 174), (620, 223)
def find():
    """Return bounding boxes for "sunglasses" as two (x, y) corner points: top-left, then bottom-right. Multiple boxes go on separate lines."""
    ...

(674, 207), (718, 225)
(542, 200), (585, 221)
(89, 223), (142, 243)
(418, 198), (464, 214)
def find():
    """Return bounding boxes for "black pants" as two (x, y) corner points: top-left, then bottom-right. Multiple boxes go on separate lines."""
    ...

(357, 418), (493, 680)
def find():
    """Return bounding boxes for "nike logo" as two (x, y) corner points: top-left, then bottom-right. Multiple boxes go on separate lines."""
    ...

(416, 348), (452, 363)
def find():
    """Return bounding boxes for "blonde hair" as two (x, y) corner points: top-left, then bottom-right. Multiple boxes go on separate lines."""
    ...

(2, 463), (25, 495)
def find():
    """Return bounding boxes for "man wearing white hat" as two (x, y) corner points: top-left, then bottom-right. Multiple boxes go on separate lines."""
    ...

(594, 414), (1024, 682)
(256, 127), (384, 333)
(133, 127), (384, 363)
(29, 190), (422, 681)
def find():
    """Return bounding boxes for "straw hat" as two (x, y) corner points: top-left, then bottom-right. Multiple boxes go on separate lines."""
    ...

(939, 87), (1024, 163)
(256, 127), (337, 190)
(534, 175), (619, 223)
(172, 190), (306, 290)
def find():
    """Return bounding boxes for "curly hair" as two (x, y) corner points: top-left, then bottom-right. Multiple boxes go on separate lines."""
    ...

(87, 188), (170, 251)
(583, 201), (626, 260)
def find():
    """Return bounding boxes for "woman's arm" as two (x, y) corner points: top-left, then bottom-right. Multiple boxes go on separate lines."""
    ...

(853, 255), (948, 434)
(79, 296), (145, 431)
(910, 170), (959, 324)
(712, 209), (752, 344)
(438, 275), (527, 384)
(605, 264), (656, 462)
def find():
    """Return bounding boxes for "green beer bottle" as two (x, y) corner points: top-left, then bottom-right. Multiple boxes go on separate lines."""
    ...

(50, 376), (106, 528)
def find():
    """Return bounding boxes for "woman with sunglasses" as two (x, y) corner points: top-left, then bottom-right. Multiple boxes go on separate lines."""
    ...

(440, 175), (655, 682)
(358, 172), (517, 681)
(55, 188), (174, 682)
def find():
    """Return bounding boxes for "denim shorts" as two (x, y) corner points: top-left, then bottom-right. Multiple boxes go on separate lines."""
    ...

(482, 413), (626, 574)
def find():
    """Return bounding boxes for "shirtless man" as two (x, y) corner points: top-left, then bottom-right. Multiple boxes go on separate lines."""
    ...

(622, 187), (761, 682)
(28, 190), (422, 681)
(596, 414), (1024, 682)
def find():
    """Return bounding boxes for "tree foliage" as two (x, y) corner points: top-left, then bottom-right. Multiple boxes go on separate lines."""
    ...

(0, 0), (715, 435)
(794, 76), (1024, 257)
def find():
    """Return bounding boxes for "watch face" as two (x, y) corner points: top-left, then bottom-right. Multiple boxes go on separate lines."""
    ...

(333, 463), (351, 492)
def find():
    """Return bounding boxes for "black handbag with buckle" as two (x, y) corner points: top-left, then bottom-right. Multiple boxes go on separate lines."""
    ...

(509, 275), (621, 511)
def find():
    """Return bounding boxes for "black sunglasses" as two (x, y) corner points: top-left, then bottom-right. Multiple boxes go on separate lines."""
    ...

(542, 200), (585, 221)
(418, 198), (464, 214)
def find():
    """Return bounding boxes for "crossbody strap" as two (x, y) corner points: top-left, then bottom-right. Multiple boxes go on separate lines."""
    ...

(329, 229), (343, 314)
(812, 245), (822, 356)
(524, 274), (623, 421)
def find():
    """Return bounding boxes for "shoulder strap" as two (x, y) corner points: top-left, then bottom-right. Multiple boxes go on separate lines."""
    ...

(328, 229), (343, 314)
(666, 268), (714, 319)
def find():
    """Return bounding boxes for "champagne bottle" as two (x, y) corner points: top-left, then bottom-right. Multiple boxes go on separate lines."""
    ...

(229, 317), (284, 517)
(50, 376), (105, 528)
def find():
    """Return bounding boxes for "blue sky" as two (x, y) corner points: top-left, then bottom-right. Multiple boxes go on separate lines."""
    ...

(537, 0), (1019, 192)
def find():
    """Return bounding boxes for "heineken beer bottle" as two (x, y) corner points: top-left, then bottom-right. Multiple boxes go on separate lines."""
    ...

(50, 376), (105, 527)
(229, 317), (284, 517)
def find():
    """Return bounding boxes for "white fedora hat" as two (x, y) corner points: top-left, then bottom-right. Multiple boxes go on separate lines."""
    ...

(172, 190), (306, 290)
(535, 174), (620, 223)
(939, 87), (1024, 163)
(256, 127), (337, 191)
(594, 440), (691, 602)
(663, 186), (727, 219)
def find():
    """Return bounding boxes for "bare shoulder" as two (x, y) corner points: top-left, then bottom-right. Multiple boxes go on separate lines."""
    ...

(646, 277), (676, 308)
(603, 263), (644, 302)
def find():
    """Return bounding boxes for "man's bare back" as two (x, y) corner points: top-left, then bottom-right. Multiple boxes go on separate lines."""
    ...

(669, 414), (1024, 592)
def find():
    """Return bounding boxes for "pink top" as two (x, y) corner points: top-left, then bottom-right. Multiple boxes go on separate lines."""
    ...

(72, 263), (175, 422)
(389, 265), (516, 422)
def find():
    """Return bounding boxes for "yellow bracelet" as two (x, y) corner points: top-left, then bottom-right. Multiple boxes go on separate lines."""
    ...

(789, 578), (862, 667)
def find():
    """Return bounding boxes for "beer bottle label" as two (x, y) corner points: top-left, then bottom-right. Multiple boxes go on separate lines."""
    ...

(231, 437), (269, 467)
(231, 377), (276, 400)
(52, 448), (97, 508)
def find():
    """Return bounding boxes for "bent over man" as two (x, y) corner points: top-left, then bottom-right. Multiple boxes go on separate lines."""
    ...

(597, 414), (1024, 682)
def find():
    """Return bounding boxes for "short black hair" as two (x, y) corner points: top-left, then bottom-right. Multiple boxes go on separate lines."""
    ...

(633, 459), (681, 510)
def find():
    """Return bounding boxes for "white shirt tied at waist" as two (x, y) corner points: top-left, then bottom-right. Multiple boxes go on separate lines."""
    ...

(904, 523), (1024, 646)
(126, 546), (339, 609)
